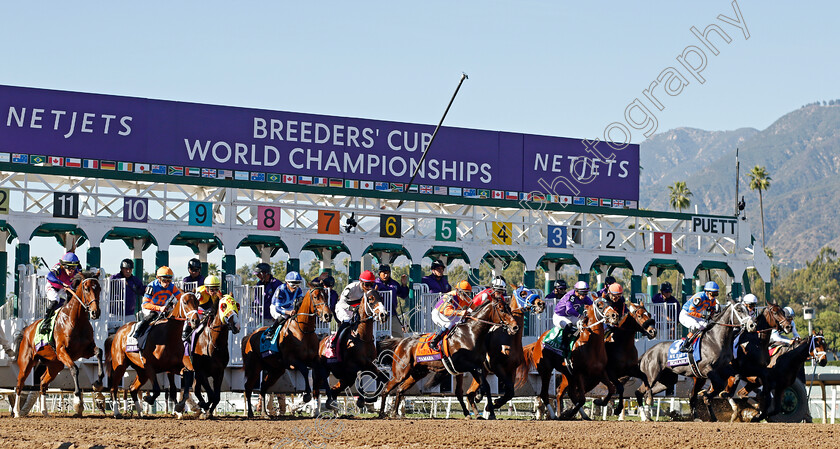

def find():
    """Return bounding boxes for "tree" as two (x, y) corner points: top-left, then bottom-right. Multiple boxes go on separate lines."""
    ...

(748, 165), (772, 247)
(667, 181), (692, 213)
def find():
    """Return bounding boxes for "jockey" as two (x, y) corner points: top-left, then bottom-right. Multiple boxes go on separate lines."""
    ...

(333, 270), (377, 351)
(312, 271), (339, 313)
(471, 276), (507, 308)
(253, 263), (283, 325)
(265, 271), (304, 336)
(422, 260), (452, 294)
(429, 280), (473, 350)
(181, 275), (223, 340)
(740, 293), (759, 318)
(552, 281), (593, 355)
(770, 306), (801, 345)
(545, 279), (567, 301)
(41, 252), (82, 334)
(134, 266), (182, 339)
(679, 281), (720, 353)
(604, 282), (627, 316)
(182, 258), (205, 291)
(594, 275), (616, 299)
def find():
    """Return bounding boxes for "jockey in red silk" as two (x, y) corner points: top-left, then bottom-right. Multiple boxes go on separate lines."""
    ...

(471, 276), (507, 309)
(40, 252), (82, 334)
(678, 281), (720, 353)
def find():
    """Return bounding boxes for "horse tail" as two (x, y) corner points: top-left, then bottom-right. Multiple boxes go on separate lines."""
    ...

(11, 330), (23, 362)
(515, 342), (536, 389)
(377, 337), (400, 355)
(104, 334), (114, 384)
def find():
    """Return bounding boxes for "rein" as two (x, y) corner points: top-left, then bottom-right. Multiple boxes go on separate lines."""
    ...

(292, 289), (328, 334)
(63, 278), (98, 312)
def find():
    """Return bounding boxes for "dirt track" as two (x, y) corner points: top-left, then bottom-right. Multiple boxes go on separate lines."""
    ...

(0, 416), (838, 449)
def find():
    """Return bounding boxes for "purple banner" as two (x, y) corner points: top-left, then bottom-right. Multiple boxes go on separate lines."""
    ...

(0, 85), (639, 202)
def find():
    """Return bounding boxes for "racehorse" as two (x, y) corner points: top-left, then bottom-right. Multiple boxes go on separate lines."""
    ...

(603, 301), (657, 417)
(378, 296), (519, 419)
(518, 304), (619, 420)
(464, 290), (545, 416)
(635, 302), (757, 422)
(105, 292), (200, 417)
(700, 303), (791, 421)
(241, 284), (332, 418)
(729, 331), (827, 420)
(315, 289), (388, 413)
(188, 295), (241, 418)
(13, 272), (102, 417)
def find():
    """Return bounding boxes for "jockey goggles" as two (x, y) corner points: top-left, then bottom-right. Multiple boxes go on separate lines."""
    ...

(361, 281), (375, 288)
(707, 291), (719, 297)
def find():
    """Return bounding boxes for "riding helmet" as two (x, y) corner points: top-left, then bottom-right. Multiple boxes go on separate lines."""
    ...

(253, 262), (272, 275)
(156, 266), (174, 278)
(188, 258), (202, 271)
(660, 281), (672, 293)
(742, 293), (758, 305)
(554, 280), (568, 290)
(359, 270), (376, 283)
(61, 252), (80, 266)
(573, 281), (589, 292)
(703, 281), (720, 292)
(285, 271), (303, 284)
(430, 260), (446, 271)
(120, 258), (134, 270)
(608, 283), (624, 295)
(378, 264), (391, 273)
(204, 275), (221, 287)
(604, 275), (616, 286)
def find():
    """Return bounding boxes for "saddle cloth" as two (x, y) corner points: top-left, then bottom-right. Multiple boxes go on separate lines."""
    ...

(541, 327), (576, 357)
(667, 336), (703, 367)
(415, 333), (443, 362)
(34, 313), (59, 352)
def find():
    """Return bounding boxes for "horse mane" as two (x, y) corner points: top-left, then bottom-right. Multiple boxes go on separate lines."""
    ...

(70, 271), (99, 289)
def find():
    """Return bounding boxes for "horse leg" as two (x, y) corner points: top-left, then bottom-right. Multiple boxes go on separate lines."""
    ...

(464, 377), (481, 417)
(37, 361), (65, 417)
(129, 371), (151, 418)
(208, 373), (224, 418)
(537, 364), (556, 420)
(13, 353), (37, 418)
(109, 362), (129, 418)
(393, 374), (422, 419)
(492, 369), (515, 411)
(260, 370), (283, 419)
(472, 369), (496, 420)
(453, 374), (474, 419)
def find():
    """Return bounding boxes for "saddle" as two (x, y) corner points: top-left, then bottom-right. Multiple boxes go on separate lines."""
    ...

(259, 317), (290, 357)
(126, 320), (165, 353)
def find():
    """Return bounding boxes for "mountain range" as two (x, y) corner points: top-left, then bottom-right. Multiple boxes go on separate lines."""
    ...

(640, 103), (840, 266)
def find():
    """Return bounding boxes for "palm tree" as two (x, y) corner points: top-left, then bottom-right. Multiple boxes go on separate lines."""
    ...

(748, 165), (772, 247)
(668, 181), (692, 213)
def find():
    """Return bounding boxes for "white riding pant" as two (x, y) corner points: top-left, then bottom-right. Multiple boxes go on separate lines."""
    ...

(46, 288), (66, 304)
(335, 301), (357, 323)
(432, 310), (459, 329)
(553, 314), (575, 328)
(679, 311), (707, 332)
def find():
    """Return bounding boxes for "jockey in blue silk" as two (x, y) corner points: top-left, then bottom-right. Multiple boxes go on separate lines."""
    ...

(41, 252), (82, 334)
(252, 262), (284, 324)
(265, 271), (304, 336)
(134, 266), (182, 339)
(678, 281), (720, 353)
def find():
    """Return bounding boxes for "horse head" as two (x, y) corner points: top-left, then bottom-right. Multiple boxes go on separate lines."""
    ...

(361, 289), (388, 323)
(764, 303), (792, 334)
(171, 292), (201, 329)
(308, 287), (333, 323)
(593, 299), (620, 327)
(626, 302), (657, 339)
(726, 302), (757, 332)
(218, 295), (241, 334)
(515, 288), (545, 314)
(480, 296), (519, 335)
(812, 331), (828, 367)
(71, 272), (101, 320)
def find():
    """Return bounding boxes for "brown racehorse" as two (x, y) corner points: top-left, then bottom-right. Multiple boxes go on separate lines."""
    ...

(314, 289), (388, 413)
(241, 285), (332, 418)
(378, 296), (520, 419)
(13, 272), (102, 417)
(519, 304), (618, 420)
(603, 301), (657, 417)
(105, 292), (200, 417)
(188, 295), (241, 418)
(464, 290), (545, 416)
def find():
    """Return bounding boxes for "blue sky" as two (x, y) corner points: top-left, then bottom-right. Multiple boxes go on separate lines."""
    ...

(1, 1), (837, 276)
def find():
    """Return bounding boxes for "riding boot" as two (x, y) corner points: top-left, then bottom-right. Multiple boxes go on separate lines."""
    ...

(680, 332), (695, 353)
(429, 327), (447, 351)
(133, 313), (156, 339)
(333, 320), (351, 351)
(560, 324), (577, 357)
(181, 322), (194, 342)
(40, 302), (60, 334)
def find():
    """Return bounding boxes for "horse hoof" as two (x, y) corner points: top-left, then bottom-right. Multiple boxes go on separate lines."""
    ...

(174, 402), (185, 413)
(143, 395), (155, 405)
(593, 399), (606, 407)
(303, 393), (312, 403)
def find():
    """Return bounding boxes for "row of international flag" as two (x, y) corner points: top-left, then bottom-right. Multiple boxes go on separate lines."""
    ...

(0, 152), (637, 209)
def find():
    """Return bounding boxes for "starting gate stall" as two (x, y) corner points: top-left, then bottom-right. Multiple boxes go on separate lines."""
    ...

(0, 85), (771, 403)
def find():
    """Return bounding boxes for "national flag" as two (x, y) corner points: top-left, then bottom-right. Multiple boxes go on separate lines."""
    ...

(573, 197), (585, 205)
(448, 187), (462, 196)
(613, 199), (625, 208)
(360, 181), (374, 190)
(519, 192), (531, 201)
(250, 172), (266, 182)
(83, 159), (98, 169)
(600, 198), (612, 207)
(298, 176), (313, 185)
(12, 154), (28, 164)
(390, 183), (404, 192)
(477, 189), (491, 199)
(168, 165), (183, 176)
(100, 160), (116, 170)
(463, 188), (477, 198)
(329, 178), (343, 188)
(135, 163), (150, 174)
(268, 173), (281, 183)
(420, 185), (433, 194)
(283, 174), (296, 184)
(434, 186), (447, 195)
(559, 195), (572, 205)
(201, 168), (216, 178)
(186, 167), (200, 177)
(65, 158), (82, 168)
(505, 191), (518, 200)
(151, 164), (167, 174)
(49, 156), (63, 166)
(345, 180), (359, 189)
(31, 155), (46, 165)
(492, 190), (503, 199)
(626, 200), (638, 209)
(0, 153), (9, 163)
(532, 193), (546, 202)
(586, 197), (598, 206)
(217, 169), (233, 180)
(117, 162), (133, 172)
(234, 171), (249, 180)
(375, 181), (390, 191)
(407, 184), (419, 193)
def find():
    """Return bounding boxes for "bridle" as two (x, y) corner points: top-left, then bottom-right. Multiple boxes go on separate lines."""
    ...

(626, 302), (655, 331)
(291, 288), (330, 334)
(462, 298), (514, 332)
(63, 277), (100, 313)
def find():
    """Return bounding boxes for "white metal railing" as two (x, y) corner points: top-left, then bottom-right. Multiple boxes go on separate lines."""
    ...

(527, 296), (555, 339)
(104, 278), (127, 327)
(179, 281), (199, 293)
(645, 302), (680, 341)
